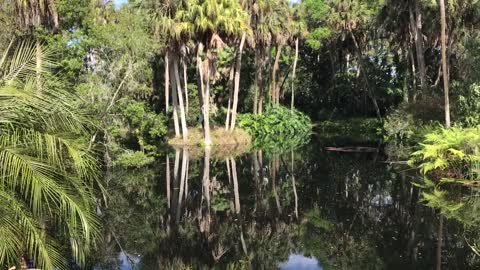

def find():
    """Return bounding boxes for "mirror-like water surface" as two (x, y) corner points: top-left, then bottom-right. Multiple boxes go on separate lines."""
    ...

(90, 136), (479, 269)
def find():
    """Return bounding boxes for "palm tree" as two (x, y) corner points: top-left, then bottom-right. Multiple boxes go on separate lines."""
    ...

(0, 41), (100, 269)
(152, 0), (189, 141)
(183, 0), (249, 145)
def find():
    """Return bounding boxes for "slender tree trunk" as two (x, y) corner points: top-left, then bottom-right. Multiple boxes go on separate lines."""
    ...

(439, 0), (451, 127)
(169, 54), (181, 138)
(183, 59), (189, 114)
(225, 63), (235, 130)
(291, 38), (299, 110)
(172, 54), (189, 141)
(165, 52), (170, 112)
(229, 32), (246, 131)
(271, 44), (283, 104)
(203, 47), (212, 146)
(408, 45), (418, 102)
(253, 48), (260, 114)
(410, 0), (427, 91)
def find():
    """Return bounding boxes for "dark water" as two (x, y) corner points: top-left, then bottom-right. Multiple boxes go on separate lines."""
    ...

(90, 136), (479, 270)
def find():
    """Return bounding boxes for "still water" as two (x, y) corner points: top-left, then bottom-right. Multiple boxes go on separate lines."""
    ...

(91, 135), (479, 269)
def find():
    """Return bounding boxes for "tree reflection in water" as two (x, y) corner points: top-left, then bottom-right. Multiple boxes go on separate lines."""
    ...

(90, 141), (480, 269)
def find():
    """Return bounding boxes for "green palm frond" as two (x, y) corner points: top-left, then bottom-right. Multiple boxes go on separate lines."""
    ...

(0, 40), (100, 269)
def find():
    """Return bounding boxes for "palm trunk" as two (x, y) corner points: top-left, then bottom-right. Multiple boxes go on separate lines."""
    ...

(183, 59), (189, 114)
(271, 44), (283, 105)
(291, 38), (299, 110)
(229, 32), (246, 131)
(165, 52), (170, 112)
(225, 63), (235, 130)
(172, 54), (189, 141)
(253, 48), (260, 114)
(439, 0), (450, 127)
(203, 48), (212, 146)
(169, 54), (181, 138)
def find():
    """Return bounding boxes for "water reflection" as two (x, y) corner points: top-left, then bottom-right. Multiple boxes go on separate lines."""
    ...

(91, 140), (480, 269)
(279, 254), (322, 270)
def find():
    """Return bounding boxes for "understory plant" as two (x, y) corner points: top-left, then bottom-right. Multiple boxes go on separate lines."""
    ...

(238, 105), (311, 140)
(410, 127), (480, 185)
(238, 105), (312, 152)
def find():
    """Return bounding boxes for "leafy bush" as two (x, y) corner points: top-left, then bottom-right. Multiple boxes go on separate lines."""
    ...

(382, 104), (437, 159)
(238, 105), (312, 139)
(409, 127), (480, 184)
(119, 98), (168, 149)
(114, 150), (155, 168)
(454, 83), (480, 127)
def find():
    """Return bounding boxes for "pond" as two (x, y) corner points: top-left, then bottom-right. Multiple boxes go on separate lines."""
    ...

(90, 135), (479, 270)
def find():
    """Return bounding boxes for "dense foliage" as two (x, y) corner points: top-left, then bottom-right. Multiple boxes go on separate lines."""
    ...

(2, 0), (480, 267)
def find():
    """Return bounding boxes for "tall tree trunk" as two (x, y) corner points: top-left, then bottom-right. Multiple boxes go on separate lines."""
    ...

(253, 48), (260, 114)
(169, 53), (181, 138)
(410, 0), (427, 91)
(203, 63), (212, 145)
(229, 32), (246, 131)
(172, 54), (188, 141)
(183, 59), (189, 114)
(165, 52), (170, 112)
(439, 0), (451, 127)
(408, 45), (418, 102)
(271, 44), (283, 105)
(225, 63), (235, 130)
(291, 38), (299, 110)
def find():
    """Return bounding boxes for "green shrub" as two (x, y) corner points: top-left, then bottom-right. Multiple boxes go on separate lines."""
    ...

(238, 105), (312, 139)
(238, 105), (312, 152)
(114, 150), (155, 168)
(409, 127), (480, 184)
(454, 83), (480, 127)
